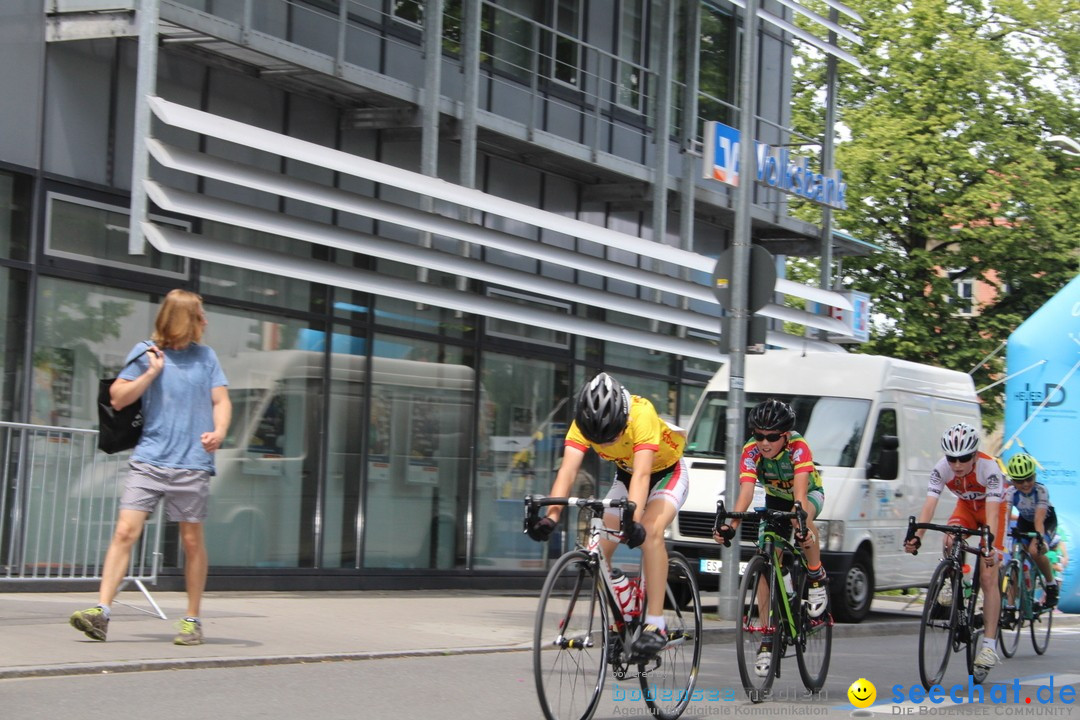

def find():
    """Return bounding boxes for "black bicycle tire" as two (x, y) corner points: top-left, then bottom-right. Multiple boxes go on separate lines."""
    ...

(965, 572), (987, 684)
(735, 554), (781, 702)
(642, 552), (703, 720)
(794, 562), (832, 692)
(999, 561), (1022, 659)
(919, 561), (958, 690)
(533, 550), (608, 720)
(1031, 573), (1053, 655)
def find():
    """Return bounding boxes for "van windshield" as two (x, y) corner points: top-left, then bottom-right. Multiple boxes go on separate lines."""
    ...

(686, 393), (871, 467)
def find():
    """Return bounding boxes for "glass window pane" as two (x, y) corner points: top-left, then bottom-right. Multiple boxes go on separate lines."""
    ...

(361, 336), (474, 569)
(45, 195), (187, 275)
(207, 308), (324, 569)
(0, 267), (29, 421)
(0, 171), (31, 261)
(199, 220), (325, 314)
(473, 351), (571, 568)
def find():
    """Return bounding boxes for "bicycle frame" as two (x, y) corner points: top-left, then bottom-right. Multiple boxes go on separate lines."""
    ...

(716, 501), (809, 638)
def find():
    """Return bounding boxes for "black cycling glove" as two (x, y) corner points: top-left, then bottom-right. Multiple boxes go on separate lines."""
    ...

(527, 517), (557, 542)
(626, 522), (647, 549)
(715, 524), (737, 547)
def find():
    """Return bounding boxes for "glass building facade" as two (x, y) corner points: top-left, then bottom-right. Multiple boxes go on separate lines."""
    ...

(0, 0), (852, 589)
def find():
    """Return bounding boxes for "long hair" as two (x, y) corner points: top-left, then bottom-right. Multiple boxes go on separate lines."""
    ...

(152, 289), (204, 349)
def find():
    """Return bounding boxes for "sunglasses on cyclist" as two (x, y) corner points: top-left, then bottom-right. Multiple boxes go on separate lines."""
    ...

(1012, 475), (1035, 484)
(946, 452), (975, 464)
(753, 432), (785, 442)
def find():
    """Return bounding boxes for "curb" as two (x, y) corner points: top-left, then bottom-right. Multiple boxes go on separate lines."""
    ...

(0, 620), (922, 680)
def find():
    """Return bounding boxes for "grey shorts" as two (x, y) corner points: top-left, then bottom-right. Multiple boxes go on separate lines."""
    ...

(119, 460), (211, 523)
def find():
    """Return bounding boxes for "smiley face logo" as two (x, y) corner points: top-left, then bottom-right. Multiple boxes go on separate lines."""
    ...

(848, 678), (876, 708)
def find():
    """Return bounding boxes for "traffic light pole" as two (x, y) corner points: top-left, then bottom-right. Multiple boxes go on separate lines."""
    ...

(718, 0), (759, 621)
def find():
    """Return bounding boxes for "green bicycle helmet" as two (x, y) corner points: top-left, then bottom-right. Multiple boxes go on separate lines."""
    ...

(1006, 453), (1037, 481)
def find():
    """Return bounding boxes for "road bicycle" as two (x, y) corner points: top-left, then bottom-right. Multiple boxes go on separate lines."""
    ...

(904, 518), (994, 689)
(713, 500), (832, 702)
(999, 528), (1053, 658)
(524, 495), (703, 720)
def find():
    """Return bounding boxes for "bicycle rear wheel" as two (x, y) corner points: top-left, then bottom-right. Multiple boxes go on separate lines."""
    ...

(1030, 573), (1053, 655)
(642, 552), (703, 720)
(919, 562), (958, 690)
(735, 555), (780, 702)
(795, 566), (832, 693)
(998, 562), (1022, 659)
(534, 550), (609, 720)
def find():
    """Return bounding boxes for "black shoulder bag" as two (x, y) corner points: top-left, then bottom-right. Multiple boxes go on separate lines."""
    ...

(97, 344), (152, 454)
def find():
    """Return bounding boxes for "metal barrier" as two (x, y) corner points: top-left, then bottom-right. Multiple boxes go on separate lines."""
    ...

(0, 421), (165, 618)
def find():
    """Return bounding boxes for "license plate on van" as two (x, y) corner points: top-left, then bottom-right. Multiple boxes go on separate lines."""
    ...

(699, 558), (748, 575)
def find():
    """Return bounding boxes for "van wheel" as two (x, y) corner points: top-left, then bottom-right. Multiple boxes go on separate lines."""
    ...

(831, 550), (873, 623)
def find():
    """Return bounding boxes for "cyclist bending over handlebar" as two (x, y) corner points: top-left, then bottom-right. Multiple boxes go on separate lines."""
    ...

(525, 373), (690, 659)
(1003, 453), (1059, 608)
(904, 423), (1005, 674)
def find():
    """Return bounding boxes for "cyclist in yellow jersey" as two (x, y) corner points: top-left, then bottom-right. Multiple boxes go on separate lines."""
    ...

(526, 373), (690, 659)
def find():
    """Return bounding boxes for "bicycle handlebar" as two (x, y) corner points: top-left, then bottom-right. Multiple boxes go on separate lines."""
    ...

(904, 516), (993, 557)
(713, 499), (808, 545)
(1009, 527), (1047, 553)
(523, 495), (637, 540)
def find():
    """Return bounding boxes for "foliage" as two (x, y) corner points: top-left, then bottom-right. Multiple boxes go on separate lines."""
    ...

(790, 0), (1080, 426)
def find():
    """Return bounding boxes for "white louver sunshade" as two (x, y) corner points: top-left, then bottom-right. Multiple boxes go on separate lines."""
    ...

(141, 222), (726, 361)
(146, 96), (854, 315)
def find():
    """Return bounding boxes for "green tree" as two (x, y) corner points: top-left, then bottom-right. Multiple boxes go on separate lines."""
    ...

(790, 0), (1080, 425)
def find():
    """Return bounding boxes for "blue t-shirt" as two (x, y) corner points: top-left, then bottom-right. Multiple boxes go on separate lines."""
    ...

(119, 341), (228, 473)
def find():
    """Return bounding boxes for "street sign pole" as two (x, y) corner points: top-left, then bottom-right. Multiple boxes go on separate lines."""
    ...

(718, 0), (759, 622)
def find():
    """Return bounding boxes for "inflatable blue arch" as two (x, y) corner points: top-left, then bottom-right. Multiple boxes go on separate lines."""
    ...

(1003, 274), (1080, 613)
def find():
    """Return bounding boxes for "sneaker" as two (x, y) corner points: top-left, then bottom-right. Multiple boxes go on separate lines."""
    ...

(1046, 584), (1059, 608)
(173, 617), (203, 646)
(631, 624), (667, 658)
(807, 578), (828, 619)
(755, 648), (772, 677)
(974, 646), (998, 670)
(69, 607), (109, 641)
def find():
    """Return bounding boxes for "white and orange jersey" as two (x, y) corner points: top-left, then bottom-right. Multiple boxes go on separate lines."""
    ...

(927, 451), (1005, 512)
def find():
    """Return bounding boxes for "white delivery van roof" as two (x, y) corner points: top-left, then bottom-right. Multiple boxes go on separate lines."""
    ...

(706, 350), (976, 402)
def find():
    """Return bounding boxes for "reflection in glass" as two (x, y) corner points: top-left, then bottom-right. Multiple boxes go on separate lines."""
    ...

(0, 267), (29, 421)
(360, 337), (473, 569)
(473, 352), (571, 569)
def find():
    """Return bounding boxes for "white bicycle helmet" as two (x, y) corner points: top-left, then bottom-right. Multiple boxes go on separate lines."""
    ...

(940, 422), (980, 457)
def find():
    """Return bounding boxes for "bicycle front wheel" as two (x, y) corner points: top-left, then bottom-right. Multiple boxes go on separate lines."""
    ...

(1030, 573), (1053, 655)
(919, 562), (958, 690)
(736, 554), (781, 702)
(795, 567), (832, 693)
(998, 562), (1022, 659)
(534, 550), (609, 720)
(642, 552), (703, 720)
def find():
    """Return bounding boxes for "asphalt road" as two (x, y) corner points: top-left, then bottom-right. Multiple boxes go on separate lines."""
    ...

(4, 621), (1078, 720)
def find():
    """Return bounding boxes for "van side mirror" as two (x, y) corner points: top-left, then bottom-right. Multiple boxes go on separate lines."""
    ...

(868, 434), (899, 480)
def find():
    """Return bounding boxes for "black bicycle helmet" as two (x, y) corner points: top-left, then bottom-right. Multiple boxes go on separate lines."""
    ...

(748, 398), (796, 432)
(574, 372), (630, 444)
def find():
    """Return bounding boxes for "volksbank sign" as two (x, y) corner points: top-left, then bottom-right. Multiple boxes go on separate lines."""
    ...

(703, 121), (847, 210)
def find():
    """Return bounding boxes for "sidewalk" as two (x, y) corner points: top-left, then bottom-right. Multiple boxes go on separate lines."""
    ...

(0, 590), (1020, 680)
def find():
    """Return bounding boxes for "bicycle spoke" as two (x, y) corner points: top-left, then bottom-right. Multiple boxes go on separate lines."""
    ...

(534, 552), (607, 720)
(736, 555), (780, 701)
(642, 554), (703, 720)
(919, 563), (957, 690)
(1031, 574), (1052, 655)
(998, 562), (1022, 659)
(795, 569), (833, 695)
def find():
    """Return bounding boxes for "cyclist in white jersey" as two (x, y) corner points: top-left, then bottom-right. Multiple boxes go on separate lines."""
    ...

(1003, 453), (1059, 607)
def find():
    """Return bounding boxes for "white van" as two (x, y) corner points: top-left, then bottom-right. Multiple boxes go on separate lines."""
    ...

(667, 351), (981, 622)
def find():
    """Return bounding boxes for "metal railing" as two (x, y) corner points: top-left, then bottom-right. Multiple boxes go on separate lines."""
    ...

(0, 421), (165, 618)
